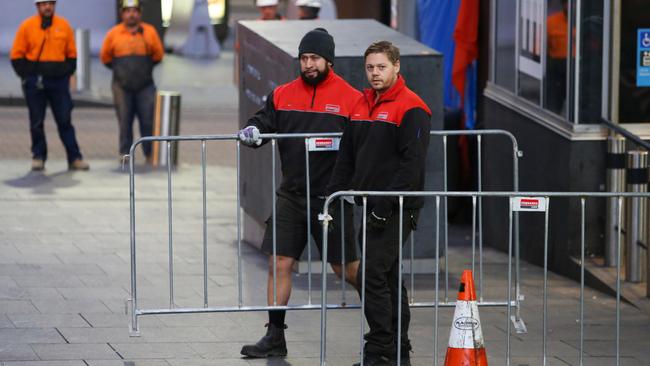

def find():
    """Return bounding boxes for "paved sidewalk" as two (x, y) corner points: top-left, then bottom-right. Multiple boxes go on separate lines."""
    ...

(0, 158), (649, 365)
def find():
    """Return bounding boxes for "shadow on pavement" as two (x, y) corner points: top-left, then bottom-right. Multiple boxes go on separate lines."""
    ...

(3, 169), (80, 194)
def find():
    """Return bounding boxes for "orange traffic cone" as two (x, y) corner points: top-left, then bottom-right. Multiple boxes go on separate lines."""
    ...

(444, 270), (488, 366)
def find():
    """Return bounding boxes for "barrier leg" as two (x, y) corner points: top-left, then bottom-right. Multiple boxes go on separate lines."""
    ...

(319, 200), (331, 366)
(472, 196), (477, 275)
(358, 197), (368, 366)
(272, 139), (277, 306)
(396, 197), (404, 365)
(410, 233), (414, 304)
(477, 135), (484, 301)
(443, 136), (449, 302)
(340, 197), (346, 306)
(201, 140), (208, 308)
(579, 198), (585, 366)
(506, 198), (513, 366)
(129, 149), (140, 336)
(542, 198), (550, 366)
(616, 196), (622, 365)
(433, 196), (440, 366)
(304, 138), (312, 305)
(167, 141), (175, 309)
(236, 141), (243, 307)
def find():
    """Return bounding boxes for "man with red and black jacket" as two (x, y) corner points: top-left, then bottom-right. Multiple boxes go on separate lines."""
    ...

(10, 0), (89, 171)
(328, 41), (431, 366)
(237, 28), (361, 359)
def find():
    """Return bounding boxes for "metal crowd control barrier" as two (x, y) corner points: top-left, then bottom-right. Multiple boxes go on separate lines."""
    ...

(319, 191), (649, 366)
(127, 129), (523, 337)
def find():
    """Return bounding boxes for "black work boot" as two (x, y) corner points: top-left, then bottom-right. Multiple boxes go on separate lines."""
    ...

(398, 340), (412, 366)
(352, 353), (392, 366)
(240, 323), (287, 358)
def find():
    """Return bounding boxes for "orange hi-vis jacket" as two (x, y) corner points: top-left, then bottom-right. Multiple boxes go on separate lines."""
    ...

(547, 11), (573, 59)
(10, 14), (77, 78)
(100, 22), (164, 91)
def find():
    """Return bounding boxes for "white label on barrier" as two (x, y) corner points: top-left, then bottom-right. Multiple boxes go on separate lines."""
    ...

(308, 137), (340, 152)
(511, 197), (547, 212)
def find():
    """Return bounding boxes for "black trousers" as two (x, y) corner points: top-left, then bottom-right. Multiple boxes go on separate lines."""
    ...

(112, 81), (155, 157)
(22, 75), (82, 163)
(357, 209), (418, 358)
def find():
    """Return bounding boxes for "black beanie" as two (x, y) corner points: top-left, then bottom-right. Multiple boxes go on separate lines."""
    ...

(298, 28), (335, 65)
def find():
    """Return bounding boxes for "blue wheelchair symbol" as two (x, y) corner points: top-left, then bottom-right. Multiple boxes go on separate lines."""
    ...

(642, 32), (650, 48)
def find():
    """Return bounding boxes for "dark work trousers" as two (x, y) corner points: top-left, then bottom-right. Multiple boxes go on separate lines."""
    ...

(358, 208), (419, 358)
(111, 81), (155, 157)
(22, 75), (82, 163)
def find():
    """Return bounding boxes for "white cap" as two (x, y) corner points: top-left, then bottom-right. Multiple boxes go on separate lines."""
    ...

(34, 0), (56, 3)
(296, 0), (321, 7)
(256, 0), (278, 6)
(121, 0), (140, 8)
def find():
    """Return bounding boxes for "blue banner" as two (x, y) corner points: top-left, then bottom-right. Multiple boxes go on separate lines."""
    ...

(417, 0), (477, 129)
(638, 29), (650, 87)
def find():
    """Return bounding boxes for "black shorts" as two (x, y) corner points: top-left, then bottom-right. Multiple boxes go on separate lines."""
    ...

(261, 191), (358, 264)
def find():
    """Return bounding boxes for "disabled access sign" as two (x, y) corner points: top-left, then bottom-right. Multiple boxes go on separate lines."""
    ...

(637, 29), (650, 87)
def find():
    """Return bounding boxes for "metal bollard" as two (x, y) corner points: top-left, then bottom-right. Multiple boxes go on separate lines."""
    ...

(606, 136), (626, 267)
(75, 29), (91, 93)
(152, 92), (182, 167)
(625, 151), (648, 283)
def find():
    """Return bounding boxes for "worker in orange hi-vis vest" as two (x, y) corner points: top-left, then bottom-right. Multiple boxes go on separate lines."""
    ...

(100, 0), (164, 164)
(10, 0), (89, 172)
(546, 0), (573, 114)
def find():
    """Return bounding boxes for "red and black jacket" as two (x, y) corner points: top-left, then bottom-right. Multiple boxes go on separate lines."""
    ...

(247, 70), (362, 196)
(328, 75), (432, 216)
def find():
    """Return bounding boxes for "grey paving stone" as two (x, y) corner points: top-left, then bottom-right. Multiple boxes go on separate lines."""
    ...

(110, 342), (199, 359)
(8, 314), (90, 328)
(85, 361), (171, 366)
(141, 327), (219, 343)
(27, 263), (106, 276)
(30, 343), (120, 360)
(16, 243), (82, 255)
(166, 360), (250, 366)
(31, 299), (112, 314)
(187, 342), (243, 359)
(0, 253), (64, 265)
(57, 327), (143, 344)
(0, 276), (18, 287)
(12, 276), (85, 288)
(0, 344), (38, 361)
(78, 313), (164, 329)
(0, 287), (62, 301)
(3, 361), (87, 366)
(0, 314), (15, 328)
(0, 300), (39, 314)
(0, 329), (65, 344)
(56, 287), (129, 301)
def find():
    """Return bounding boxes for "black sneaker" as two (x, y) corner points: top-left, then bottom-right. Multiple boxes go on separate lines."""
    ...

(240, 323), (287, 358)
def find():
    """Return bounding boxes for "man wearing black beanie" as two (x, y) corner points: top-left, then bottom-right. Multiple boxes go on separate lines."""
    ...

(238, 29), (362, 359)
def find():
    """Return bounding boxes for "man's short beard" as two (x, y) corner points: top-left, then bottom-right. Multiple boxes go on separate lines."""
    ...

(301, 65), (330, 86)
